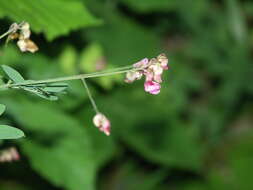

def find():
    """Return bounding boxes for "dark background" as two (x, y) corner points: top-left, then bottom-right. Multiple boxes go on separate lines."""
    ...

(0, 0), (253, 189)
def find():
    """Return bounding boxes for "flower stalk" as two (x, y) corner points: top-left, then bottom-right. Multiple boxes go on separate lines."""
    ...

(0, 67), (137, 90)
(81, 78), (99, 114)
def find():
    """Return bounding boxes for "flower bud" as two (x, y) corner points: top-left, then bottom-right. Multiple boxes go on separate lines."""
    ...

(93, 113), (111, 136)
(125, 71), (143, 83)
(0, 147), (20, 163)
(133, 58), (149, 69)
(157, 53), (168, 70)
(20, 22), (31, 39)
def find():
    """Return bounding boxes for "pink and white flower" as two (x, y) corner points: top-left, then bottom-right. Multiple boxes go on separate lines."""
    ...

(125, 53), (169, 95)
(93, 113), (111, 136)
(125, 70), (143, 83)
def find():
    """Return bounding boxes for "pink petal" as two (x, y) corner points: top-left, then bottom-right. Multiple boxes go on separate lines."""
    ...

(133, 58), (149, 68)
(144, 81), (161, 95)
(144, 70), (154, 81)
(154, 74), (162, 83)
(100, 121), (111, 136)
(162, 65), (169, 70)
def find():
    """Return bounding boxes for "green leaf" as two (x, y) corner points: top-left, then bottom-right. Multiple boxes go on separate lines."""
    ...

(22, 86), (59, 101)
(80, 43), (104, 73)
(0, 125), (25, 139)
(121, 0), (178, 12)
(43, 83), (68, 93)
(1, 65), (25, 83)
(79, 42), (117, 89)
(86, 12), (160, 67)
(20, 82), (67, 100)
(226, 0), (247, 44)
(59, 46), (77, 75)
(4, 100), (96, 190)
(0, 104), (6, 116)
(36, 93), (59, 101)
(0, 0), (101, 40)
(97, 85), (205, 171)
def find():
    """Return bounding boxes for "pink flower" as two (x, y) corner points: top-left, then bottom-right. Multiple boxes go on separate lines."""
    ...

(93, 113), (111, 136)
(144, 69), (154, 81)
(153, 74), (162, 83)
(133, 58), (149, 69)
(144, 81), (161, 95)
(147, 60), (164, 83)
(125, 53), (168, 95)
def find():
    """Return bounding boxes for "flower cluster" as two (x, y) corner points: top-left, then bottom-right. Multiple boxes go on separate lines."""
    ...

(93, 113), (111, 136)
(0, 147), (20, 163)
(125, 54), (169, 95)
(1, 23), (169, 137)
(8, 22), (38, 53)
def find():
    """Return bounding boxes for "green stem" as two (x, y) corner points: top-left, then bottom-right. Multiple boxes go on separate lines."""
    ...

(81, 78), (99, 114)
(0, 30), (11, 40)
(0, 67), (138, 89)
(0, 21), (25, 40)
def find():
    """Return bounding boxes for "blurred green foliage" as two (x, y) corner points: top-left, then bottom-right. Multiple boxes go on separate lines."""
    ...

(0, 0), (253, 190)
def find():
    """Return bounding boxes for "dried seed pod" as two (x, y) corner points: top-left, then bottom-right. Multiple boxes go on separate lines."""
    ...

(17, 39), (39, 53)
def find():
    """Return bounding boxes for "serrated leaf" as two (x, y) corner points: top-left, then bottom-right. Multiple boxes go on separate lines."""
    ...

(0, 104), (6, 116)
(2, 65), (25, 83)
(0, 125), (25, 139)
(0, 0), (101, 40)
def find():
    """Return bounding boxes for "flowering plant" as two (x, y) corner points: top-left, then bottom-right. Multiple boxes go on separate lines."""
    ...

(0, 22), (169, 137)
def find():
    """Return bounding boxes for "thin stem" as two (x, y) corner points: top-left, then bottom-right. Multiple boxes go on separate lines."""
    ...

(81, 78), (99, 114)
(0, 30), (11, 40)
(1, 67), (138, 89)
(0, 21), (25, 40)
(81, 65), (133, 77)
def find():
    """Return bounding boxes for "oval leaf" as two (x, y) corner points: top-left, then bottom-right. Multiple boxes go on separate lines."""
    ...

(0, 125), (25, 139)
(43, 83), (68, 93)
(2, 65), (25, 83)
(22, 87), (59, 101)
(0, 104), (6, 116)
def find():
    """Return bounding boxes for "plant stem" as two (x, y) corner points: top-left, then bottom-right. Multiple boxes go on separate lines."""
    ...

(0, 21), (25, 40)
(0, 30), (11, 40)
(81, 78), (99, 114)
(0, 67), (138, 89)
